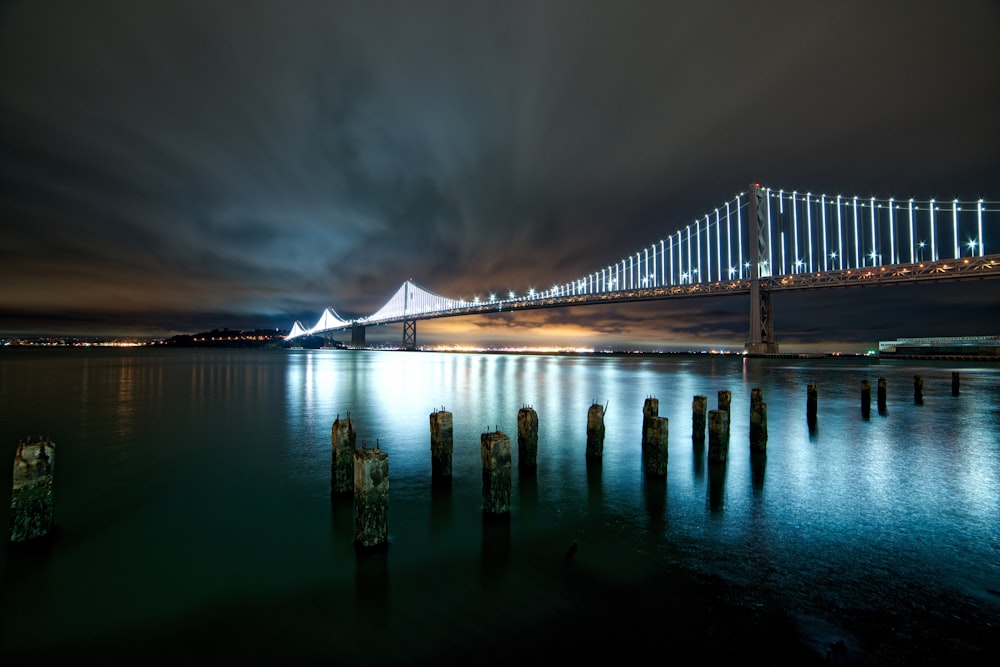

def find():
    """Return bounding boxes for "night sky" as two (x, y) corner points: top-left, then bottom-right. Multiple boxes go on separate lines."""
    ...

(2, 1), (998, 350)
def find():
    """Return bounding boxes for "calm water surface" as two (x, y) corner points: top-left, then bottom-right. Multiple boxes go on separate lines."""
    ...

(1, 348), (998, 662)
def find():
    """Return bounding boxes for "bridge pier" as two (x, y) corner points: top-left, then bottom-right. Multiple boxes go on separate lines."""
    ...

(351, 323), (366, 348)
(402, 319), (417, 350)
(746, 183), (779, 354)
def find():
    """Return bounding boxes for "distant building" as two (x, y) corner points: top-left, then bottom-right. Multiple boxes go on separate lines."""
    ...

(878, 335), (1000, 358)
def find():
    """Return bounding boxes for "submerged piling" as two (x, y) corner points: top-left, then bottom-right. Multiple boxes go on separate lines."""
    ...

(708, 410), (729, 464)
(877, 377), (887, 414)
(641, 397), (659, 453)
(807, 384), (818, 427)
(481, 431), (512, 515)
(517, 407), (539, 471)
(749, 388), (767, 453)
(717, 390), (732, 432)
(10, 437), (56, 543)
(861, 380), (871, 418)
(692, 395), (708, 444)
(332, 413), (357, 495)
(354, 443), (389, 549)
(952, 372), (960, 397)
(644, 416), (669, 476)
(429, 409), (453, 482)
(914, 375), (924, 404)
(586, 403), (606, 459)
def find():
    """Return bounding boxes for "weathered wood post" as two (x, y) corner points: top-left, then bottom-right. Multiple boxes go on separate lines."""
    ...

(952, 371), (960, 396)
(481, 431), (511, 515)
(429, 409), (453, 483)
(717, 390), (732, 434)
(861, 380), (871, 418)
(692, 395), (708, 444)
(708, 410), (729, 464)
(10, 437), (56, 543)
(331, 413), (357, 495)
(749, 388), (767, 453)
(644, 416), (669, 476)
(353, 443), (389, 549)
(807, 384), (818, 427)
(914, 375), (924, 404)
(517, 406), (539, 471)
(877, 377), (888, 415)
(641, 397), (659, 453)
(586, 402), (606, 459)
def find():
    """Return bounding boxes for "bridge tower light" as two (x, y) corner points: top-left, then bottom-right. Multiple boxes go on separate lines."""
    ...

(888, 197), (895, 264)
(978, 199), (985, 256)
(870, 197), (877, 266)
(930, 199), (937, 261)
(908, 198), (915, 263)
(952, 199), (960, 260)
(736, 195), (744, 279)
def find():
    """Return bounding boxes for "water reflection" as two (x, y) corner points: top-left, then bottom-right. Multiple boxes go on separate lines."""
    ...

(518, 471), (539, 521)
(429, 481), (453, 538)
(708, 461), (727, 512)
(751, 451), (767, 493)
(642, 474), (666, 528)
(480, 515), (511, 588)
(586, 458), (603, 516)
(354, 546), (389, 623)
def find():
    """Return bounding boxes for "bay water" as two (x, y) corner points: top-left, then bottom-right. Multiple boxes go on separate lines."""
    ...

(1, 348), (997, 663)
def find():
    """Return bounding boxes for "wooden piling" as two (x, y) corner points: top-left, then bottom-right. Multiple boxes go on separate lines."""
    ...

(481, 431), (511, 515)
(877, 377), (887, 414)
(641, 397), (659, 453)
(429, 409), (453, 482)
(331, 413), (357, 495)
(692, 395), (708, 444)
(517, 406), (539, 471)
(644, 415), (668, 476)
(807, 384), (818, 425)
(952, 371), (960, 396)
(914, 375), (924, 404)
(353, 444), (389, 549)
(586, 403), (606, 459)
(717, 390), (732, 433)
(10, 438), (56, 543)
(708, 410), (729, 464)
(861, 380), (871, 418)
(750, 388), (767, 453)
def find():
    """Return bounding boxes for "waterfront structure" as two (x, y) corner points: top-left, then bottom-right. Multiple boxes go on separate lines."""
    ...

(878, 335), (1000, 358)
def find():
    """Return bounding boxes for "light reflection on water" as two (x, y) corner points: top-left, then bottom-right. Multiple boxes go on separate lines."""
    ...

(0, 348), (998, 661)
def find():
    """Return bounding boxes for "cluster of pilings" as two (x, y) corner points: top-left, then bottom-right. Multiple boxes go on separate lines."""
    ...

(428, 405), (539, 516)
(331, 412), (390, 549)
(856, 372), (960, 418)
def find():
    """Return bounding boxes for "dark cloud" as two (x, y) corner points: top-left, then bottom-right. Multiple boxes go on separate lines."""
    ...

(2, 1), (998, 345)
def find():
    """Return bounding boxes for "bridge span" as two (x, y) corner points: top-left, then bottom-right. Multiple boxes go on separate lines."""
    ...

(287, 183), (999, 351)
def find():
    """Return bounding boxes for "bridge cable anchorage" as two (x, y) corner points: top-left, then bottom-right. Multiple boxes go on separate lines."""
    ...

(286, 188), (998, 346)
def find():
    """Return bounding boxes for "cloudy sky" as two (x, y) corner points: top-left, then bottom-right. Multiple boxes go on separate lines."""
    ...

(2, 1), (998, 350)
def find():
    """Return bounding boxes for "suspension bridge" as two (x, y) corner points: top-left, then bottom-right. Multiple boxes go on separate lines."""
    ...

(286, 183), (1000, 352)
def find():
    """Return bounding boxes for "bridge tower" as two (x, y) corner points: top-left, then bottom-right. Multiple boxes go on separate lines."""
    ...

(401, 281), (417, 350)
(745, 183), (779, 354)
(351, 323), (366, 348)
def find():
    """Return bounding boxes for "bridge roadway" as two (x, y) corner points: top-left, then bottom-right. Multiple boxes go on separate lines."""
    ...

(321, 254), (1000, 331)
